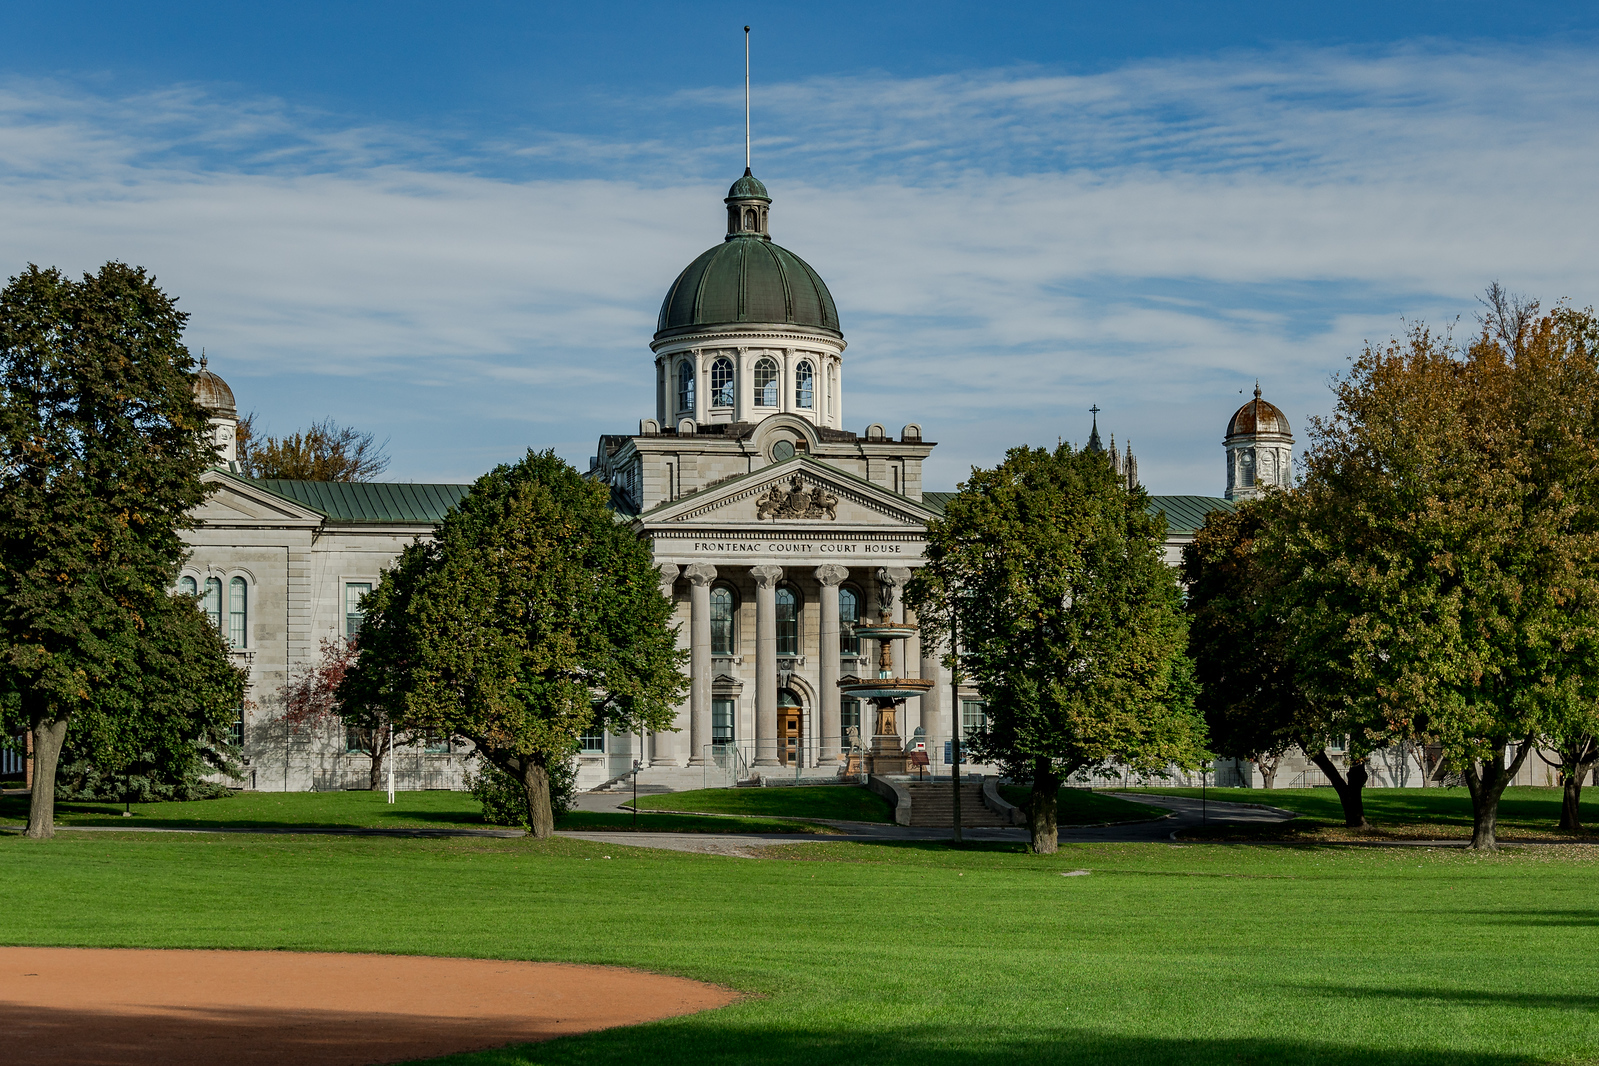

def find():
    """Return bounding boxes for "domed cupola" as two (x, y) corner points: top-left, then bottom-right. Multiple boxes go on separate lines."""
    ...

(1224, 384), (1293, 501)
(192, 352), (240, 467)
(651, 171), (847, 431)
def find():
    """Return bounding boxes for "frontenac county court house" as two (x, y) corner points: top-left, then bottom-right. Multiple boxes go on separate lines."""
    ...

(179, 168), (1397, 795)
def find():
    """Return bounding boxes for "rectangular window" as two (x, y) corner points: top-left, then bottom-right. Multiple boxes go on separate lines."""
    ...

(227, 707), (244, 749)
(712, 698), (736, 745)
(424, 734), (450, 754)
(228, 577), (248, 648)
(580, 723), (606, 754)
(345, 582), (372, 639)
(203, 577), (222, 630)
(346, 725), (372, 754)
(776, 589), (799, 656)
(841, 698), (861, 746)
(961, 700), (987, 739)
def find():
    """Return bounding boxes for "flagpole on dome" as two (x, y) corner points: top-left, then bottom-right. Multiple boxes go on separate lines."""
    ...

(744, 25), (751, 172)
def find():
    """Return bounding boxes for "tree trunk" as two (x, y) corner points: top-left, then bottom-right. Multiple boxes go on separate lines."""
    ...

(1560, 772), (1585, 832)
(1258, 757), (1277, 790)
(368, 747), (383, 791)
(26, 714), (69, 841)
(1309, 750), (1368, 828)
(522, 759), (555, 839)
(1464, 735), (1534, 851)
(1027, 757), (1060, 855)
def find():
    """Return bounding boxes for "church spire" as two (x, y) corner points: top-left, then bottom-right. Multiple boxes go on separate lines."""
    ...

(1086, 405), (1104, 454)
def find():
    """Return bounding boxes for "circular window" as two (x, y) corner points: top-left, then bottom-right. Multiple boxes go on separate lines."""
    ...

(771, 440), (795, 461)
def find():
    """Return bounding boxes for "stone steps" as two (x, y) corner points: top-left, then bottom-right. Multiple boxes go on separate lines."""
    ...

(903, 782), (1013, 827)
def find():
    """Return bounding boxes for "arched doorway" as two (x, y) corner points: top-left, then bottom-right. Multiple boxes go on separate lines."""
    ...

(777, 688), (804, 767)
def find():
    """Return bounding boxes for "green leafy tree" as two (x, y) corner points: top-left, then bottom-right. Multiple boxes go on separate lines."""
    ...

(1288, 311), (1599, 849)
(0, 263), (228, 839)
(55, 591), (245, 802)
(909, 443), (1207, 853)
(339, 450), (686, 837)
(1184, 497), (1391, 826)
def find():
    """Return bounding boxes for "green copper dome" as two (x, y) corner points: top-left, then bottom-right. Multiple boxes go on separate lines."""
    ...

(727, 170), (770, 200)
(656, 171), (840, 339)
(656, 238), (841, 338)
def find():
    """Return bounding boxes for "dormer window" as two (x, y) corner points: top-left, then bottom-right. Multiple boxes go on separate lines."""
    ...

(754, 357), (780, 407)
(711, 358), (735, 407)
(795, 360), (814, 408)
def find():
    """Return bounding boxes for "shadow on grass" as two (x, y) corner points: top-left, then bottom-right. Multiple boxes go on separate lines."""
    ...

(1456, 910), (1599, 928)
(1295, 984), (1599, 1010)
(419, 1023), (1557, 1066)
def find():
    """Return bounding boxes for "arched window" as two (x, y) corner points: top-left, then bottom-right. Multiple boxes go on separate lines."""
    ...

(677, 359), (695, 412)
(710, 585), (737, 656)
(744, 208), (757, 231)
(795, 360), (814, 408)
(179, 575), (197, 597)
(711, 357), (735, 408)
(202, 577), (222, 631)
(228, 577), (247, 648)
(839, 585), (861, 655)
(754, 357), (780, 407)
(1239, 449), (1256, 487)
(776, 585), (800, 655)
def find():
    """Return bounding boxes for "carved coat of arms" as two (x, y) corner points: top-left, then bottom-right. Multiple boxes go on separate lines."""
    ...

(756, 476), (838, 521)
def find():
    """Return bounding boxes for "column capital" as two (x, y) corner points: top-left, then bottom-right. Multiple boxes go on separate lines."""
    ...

(814, 563), (850, 587)
(656, 562), (681, 588)
(750, 564), (785, 590)
(684, 562), (718, 587)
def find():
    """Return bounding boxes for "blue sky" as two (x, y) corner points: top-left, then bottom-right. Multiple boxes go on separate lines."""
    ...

(2, 2), (1597, 492)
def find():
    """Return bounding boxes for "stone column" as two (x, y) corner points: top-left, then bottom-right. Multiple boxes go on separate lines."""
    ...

(919, 624), (943, 771)
(653, 563), (683, 766)
(692, 350), (707, 425)
(815, 564), (849, 766)
(684, 563), (716, 766)
(751, 564), (784, 766)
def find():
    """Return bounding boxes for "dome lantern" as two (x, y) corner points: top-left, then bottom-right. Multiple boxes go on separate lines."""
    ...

(1224, 383), (1293, 501)
(725, 168), (771, 240)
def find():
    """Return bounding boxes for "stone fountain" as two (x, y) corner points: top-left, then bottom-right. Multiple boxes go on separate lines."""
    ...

(837, 569), (934, 775)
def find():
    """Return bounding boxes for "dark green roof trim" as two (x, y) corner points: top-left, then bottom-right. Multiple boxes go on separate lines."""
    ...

(251, 479), (472, 524)
(917, 491), (1232, 536)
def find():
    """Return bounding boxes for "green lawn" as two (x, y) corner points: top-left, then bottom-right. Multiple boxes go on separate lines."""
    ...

(997, 785), (1168, 824)
(1130, 786), (1599, 837)
(3, 831), (1596, 1065)
(0, 790), (829, 835)
(635, 784), (895, 823)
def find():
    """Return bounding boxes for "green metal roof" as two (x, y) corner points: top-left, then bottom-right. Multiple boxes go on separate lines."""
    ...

(1147, 495), (1234, 534)
(253, 480), (471, 523)
(917, 491), (1232, 536)
(727, 169), (770, 200)
(656, 236), (841, 338)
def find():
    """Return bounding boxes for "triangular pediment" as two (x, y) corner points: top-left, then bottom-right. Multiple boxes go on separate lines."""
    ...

(193, 470), (325, 527)
(638, 457), (935, 530)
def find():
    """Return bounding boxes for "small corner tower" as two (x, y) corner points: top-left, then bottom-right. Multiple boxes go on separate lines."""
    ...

(1225, 384), (1292, 501)
(193, 352), (239, 466)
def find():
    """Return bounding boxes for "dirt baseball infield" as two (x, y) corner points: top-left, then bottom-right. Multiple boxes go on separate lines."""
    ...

(0, 946), (738, 1066)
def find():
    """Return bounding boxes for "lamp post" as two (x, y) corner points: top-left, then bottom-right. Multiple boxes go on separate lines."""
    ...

(949, 606), (962, 846)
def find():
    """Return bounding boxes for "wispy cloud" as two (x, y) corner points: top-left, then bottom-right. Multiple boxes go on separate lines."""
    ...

(0, 43), (1594, 490)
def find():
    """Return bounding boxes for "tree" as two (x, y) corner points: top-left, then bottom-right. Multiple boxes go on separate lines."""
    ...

(1287, 309), (1599, 850)
(1537, 722), (1599, 832)
(0, 263), (230, 838)
(55, 590), (245, 802)
(238, 416), (389, 481)
(908, 443), (1207, 854)
(339, 450), (686, 837)
(280, 636), (397, 790)
(1183, 497), (1389, 827)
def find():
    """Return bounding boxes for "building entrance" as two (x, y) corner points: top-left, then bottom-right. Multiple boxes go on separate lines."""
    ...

(778, 690), (803, 767)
